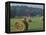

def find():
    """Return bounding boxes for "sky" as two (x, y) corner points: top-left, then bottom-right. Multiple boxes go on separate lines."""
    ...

(10, 3), (43, 9)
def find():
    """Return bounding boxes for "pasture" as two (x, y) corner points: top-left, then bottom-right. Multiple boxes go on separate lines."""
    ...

(10, 16), (43, 32)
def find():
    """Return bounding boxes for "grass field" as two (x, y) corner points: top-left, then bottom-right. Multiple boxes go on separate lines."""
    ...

(10, 16), (43, 32)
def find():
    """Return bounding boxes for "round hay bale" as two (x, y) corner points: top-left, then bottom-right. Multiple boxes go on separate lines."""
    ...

(15, 20), (28, 32)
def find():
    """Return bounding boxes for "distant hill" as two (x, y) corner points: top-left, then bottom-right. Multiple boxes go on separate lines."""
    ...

(10, 6), (43, 18)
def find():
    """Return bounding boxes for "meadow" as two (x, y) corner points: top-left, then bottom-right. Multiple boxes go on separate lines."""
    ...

(10, 16), (43, 32)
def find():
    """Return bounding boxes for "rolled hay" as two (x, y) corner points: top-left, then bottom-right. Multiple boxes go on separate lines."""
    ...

(11, 20), (28, 32)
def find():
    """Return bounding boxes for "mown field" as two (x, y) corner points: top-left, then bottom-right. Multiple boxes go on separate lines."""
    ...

(10, 16), (43, 32)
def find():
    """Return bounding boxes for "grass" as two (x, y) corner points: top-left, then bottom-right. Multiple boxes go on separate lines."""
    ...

(10, 16), (43, 32)
(28, 16), (43, 31)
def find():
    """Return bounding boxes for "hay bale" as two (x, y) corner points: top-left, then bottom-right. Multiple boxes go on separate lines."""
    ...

(14, 20), (27, 32)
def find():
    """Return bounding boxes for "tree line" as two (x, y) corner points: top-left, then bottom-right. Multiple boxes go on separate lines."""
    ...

(10, 6), (43, 18)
